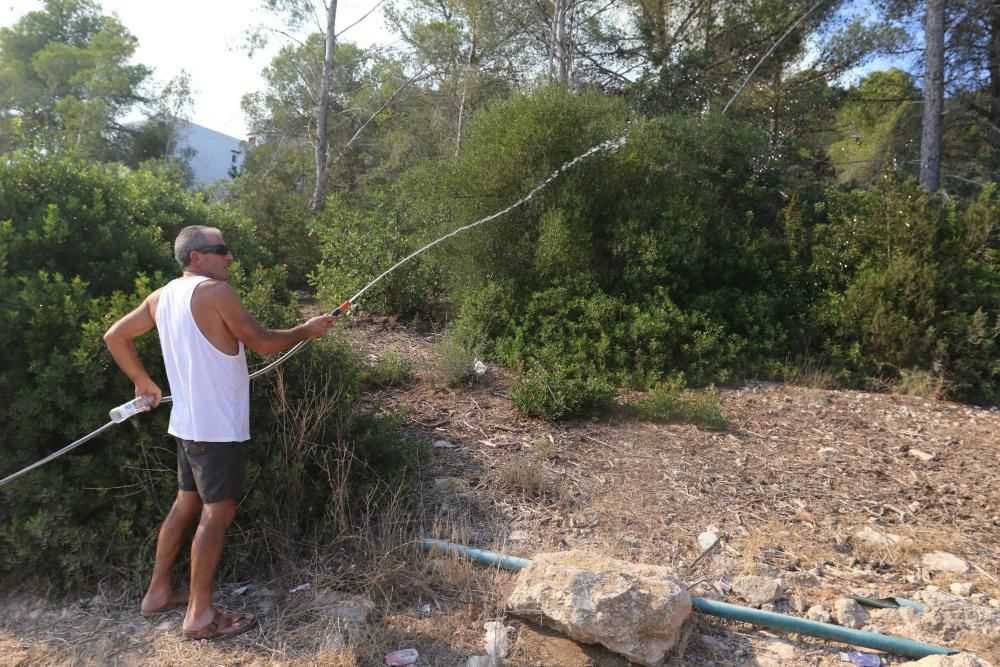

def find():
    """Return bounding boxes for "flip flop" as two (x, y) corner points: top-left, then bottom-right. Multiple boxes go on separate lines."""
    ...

(141, 590), (190, 617)
(182, 610), (257, 641)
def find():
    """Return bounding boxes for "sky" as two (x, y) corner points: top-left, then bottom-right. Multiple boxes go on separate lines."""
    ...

(0, 0), (394, 139)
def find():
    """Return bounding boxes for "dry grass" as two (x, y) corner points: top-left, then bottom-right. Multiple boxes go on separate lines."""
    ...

(500, 458), (566, 501)
(782, 358), (839, 390)
(894, 368), (954, 401)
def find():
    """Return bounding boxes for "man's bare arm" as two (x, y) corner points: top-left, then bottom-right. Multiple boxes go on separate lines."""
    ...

(103, 291), (164, 407)
(212, 283), (334, 356)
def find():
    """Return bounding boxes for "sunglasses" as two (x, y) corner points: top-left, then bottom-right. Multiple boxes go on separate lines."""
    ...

(194, 244), (230, 256)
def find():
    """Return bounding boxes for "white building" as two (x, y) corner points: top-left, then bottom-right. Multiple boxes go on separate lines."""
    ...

(173, 121), (246, 186)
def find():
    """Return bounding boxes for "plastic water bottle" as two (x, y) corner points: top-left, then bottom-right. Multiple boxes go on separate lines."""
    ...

(109, 395), (154, 423)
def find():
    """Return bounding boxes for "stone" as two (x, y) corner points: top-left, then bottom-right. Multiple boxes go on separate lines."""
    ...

(854, 525), (911, 548)
(506, 550), (692, 667)
(833, 598), (869, 629)
(433, 439), (456, 448)
(434, 477), (465, 494)
(761, 638), (799, 661)
(697, 531), (719, 552)
(805, 605), (833, 623)
(950, 582), (975, 597)
(900, 653), (994, 667)
(480, 621), (512, 667)
(731, 575), (784, 607)
(969, 593), (988, 606)
(908, 589), (1000, 643)
(791, 595), (809, 613)
(784, 571), (821, 588)
(921, 552), (971, 574)
(908, 448), (937, 462)
(311, 591), (375, 644)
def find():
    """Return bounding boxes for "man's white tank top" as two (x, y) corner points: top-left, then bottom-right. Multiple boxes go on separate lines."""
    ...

(155, 276), (250, 442)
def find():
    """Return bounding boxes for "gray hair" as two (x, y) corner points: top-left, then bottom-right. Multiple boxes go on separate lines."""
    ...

(174, 226), (221, 269)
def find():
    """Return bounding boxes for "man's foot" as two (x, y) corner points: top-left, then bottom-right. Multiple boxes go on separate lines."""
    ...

(141, 589), (190, 617)
(182, 609), (257, 641)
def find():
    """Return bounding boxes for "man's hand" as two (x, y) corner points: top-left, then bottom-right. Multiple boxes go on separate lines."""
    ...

(135, 380), (163, 409)
(303, 315), (336, 340)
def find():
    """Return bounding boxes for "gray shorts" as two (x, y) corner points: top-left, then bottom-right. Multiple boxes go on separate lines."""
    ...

(176, 438), (247, 504)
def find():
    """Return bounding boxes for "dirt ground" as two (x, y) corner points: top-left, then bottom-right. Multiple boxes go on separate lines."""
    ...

(1, 317), (998, 666)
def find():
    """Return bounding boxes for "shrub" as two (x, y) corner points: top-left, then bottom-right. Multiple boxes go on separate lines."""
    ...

(364, 347), (414, 388)
(632, 377), (727, 430)
(432, 330), (484, 388)
(510, 364), (615, 420)
(808, 173), (1000, 403)
(310, 192), (447, 319)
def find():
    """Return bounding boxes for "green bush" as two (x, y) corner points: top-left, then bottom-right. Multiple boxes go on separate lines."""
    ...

(310, 191), (448, 319)
(632, 376), (727, 430)
(396, 90), (796, 395)
(432, 330), (484, 388)
(510, 364), (615, 420)
(0, 155), (415, 591)
(808, 173), (1000, 403)
(226, 143), (320, 289)
(364, 347), (414, 388)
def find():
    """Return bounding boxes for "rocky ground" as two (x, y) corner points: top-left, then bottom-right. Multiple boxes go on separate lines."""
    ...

(1, 317), (997, 666)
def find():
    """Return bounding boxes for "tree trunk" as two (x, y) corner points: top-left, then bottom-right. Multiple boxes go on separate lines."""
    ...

(551, 0), (570, 84)
(920, 0), (944, 193)
(989, 1), (1000, 150)
(455, 28), (476, 159)
(311, 0), (338, 213)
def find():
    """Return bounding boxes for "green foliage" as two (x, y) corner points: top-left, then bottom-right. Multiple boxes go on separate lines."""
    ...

(225, 143), (318, 288)
(308, 83), (998, 415)
(808, 172), (999, 402)
(632, 376), (727, 430)
(828, 69), (920, 184)
(364, 347), (414, 388)
(0, 0), (151, 160)
(510, 363), (615, 420)
(432, 330), (482, 388)
(396, 89), (793, 399)
(310, 192), (444, 316)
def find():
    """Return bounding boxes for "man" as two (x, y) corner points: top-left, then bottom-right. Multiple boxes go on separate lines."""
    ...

(104, 225), (335, 640)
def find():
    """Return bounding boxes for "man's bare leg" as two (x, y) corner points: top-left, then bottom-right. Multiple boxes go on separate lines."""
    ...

(141, 490), (202, 614)
(183, 498), (253, 634)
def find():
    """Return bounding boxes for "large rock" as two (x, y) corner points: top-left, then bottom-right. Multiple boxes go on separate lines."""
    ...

(506, 551), (692, 667)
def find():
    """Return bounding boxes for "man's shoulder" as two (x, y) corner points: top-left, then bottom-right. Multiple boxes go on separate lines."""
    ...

(193, 279), (243, 310)
(194, 278), (237, 295)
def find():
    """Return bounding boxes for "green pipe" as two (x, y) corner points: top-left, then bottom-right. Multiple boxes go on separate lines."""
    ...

(422, 538), (534, 570)
(420, 539), (958, 660)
